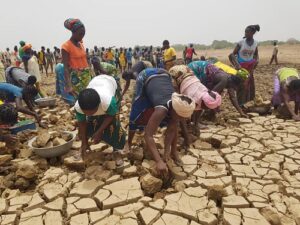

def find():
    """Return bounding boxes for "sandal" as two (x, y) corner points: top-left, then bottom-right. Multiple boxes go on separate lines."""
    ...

(73, 153), (82, 161)
(174, 158), (183, 167)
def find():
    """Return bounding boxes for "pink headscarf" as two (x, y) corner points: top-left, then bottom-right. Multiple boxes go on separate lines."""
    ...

(202, 91), (222, 109)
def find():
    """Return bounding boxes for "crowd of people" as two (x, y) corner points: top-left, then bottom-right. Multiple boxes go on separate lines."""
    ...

(0, 18), (300, 173)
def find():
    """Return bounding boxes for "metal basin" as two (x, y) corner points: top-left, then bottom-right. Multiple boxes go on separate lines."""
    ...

(28, 131), (76, 158)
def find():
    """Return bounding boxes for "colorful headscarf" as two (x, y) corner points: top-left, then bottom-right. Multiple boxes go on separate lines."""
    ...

(22, 44), (32, 51)
(169, 65), (194, 86)
(64, 18), (84, 32)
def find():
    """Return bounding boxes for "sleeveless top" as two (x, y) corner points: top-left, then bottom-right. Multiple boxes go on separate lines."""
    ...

(277, 68), (299, 83)
(62, 40), (88, 70)
(237, 39), (258, 63)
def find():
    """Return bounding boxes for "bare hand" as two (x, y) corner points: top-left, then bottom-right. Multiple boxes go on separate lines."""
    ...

(240, 112), (249, 118)
(92, 131), (103, 144)
(38, 121), (48, 129)
(156, 160), (168, 176)
(81, 142), (91, 158)
(34, 113), (41, 122)
(208, 91), (216, 99)
(235, 64), (242, 70)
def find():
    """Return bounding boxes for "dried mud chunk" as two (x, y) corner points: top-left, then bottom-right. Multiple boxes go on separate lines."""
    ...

(49, 115), (59, 124)
(53, 138), (67, 146)
(61, 133), (73, 142)
(32, 140), (39, 148)
(50, 132), (60, 139)
(36, 131), (51, 147)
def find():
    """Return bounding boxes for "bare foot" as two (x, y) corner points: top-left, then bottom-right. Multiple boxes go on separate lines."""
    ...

(122, 142), (131, 155)
(113, 151), (124, 167)
(171, 151), (183, 166)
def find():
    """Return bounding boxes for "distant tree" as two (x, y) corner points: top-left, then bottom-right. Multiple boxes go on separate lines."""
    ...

(286, 38), (300, 45)
(211, 40), (235, 49)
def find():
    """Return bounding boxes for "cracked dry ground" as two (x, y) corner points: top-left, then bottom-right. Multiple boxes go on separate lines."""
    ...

(1, 63), (300, 225)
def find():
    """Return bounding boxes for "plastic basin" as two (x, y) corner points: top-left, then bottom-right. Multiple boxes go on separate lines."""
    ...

(10, 120), (36, 134)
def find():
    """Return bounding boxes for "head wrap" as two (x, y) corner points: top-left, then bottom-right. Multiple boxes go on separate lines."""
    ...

(19, 41), (25, 46)
(201, 91), (222, 109)
(64, 18), (84, 32)
(171, 93), (195, 118)
(169, 65), (194, 86)
(22, 44), (32, 51)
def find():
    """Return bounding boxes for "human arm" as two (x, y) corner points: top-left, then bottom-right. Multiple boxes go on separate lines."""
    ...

(78, 120), (90, 156)
(92, 96), (119, 144)
(228, 45), (241, 70)
(281, 86), (300, 120)
(253, 47), (259, 69)
(179, 120), (190, 149)
(295, 101), (299, 115)
(165, 115), (179, 156)
(122, 80), (131, 98)
(212, 74), (228, 94)
(23, 95), (35, 111)
(76, 111), (90, 157)
(23, 58), (29, 73)
(144, 108), (168, 174)
(228, 88), (248, 117)
(15, 97), (40, 121)
(61, 49), (73, 93)
(193, 48), (197, 56)
(0, 134), (17, 144)
(92, 115), (114, 144)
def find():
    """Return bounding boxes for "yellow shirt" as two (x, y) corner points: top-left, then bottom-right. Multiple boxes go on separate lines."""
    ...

(106, 52), (114, 61)
(164, 47), (176, 61)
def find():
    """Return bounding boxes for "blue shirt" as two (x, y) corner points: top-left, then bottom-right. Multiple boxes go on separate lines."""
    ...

(126, 51), (133, 62)
(0, 83), (23, 102)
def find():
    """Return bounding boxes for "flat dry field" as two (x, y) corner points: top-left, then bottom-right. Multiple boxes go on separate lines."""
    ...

(177, 44), (300, 64)
(1, 44), (300, 225)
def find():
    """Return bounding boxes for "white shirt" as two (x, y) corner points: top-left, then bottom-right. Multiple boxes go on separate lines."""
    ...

(238, 39), (258, 62)
(75, 75), (117, 116)
(20, 56), (42, 82)
(273, 46), (278, 56)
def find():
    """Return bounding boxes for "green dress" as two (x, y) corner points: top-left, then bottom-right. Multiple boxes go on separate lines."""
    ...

(75, 76), (126, 150)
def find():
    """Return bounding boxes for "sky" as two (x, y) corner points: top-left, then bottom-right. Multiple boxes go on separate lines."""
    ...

(1, 0), (299, 50)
